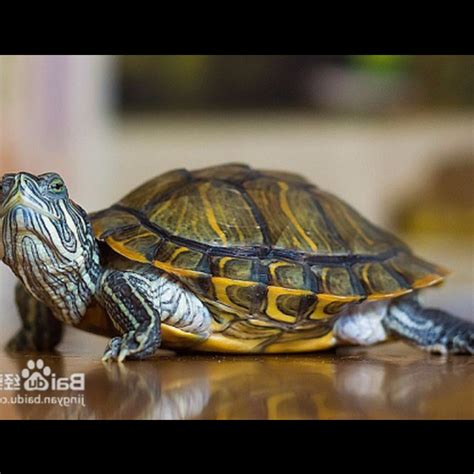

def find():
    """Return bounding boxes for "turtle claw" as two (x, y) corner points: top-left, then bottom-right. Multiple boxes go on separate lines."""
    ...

(422, 319), (474, 355)
(102, 337), (123, 362)
(449, 332), (474, 355)
(102, 331), (159, 362)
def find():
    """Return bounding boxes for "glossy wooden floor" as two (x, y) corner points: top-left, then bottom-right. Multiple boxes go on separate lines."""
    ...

(0, 326), (472, 420)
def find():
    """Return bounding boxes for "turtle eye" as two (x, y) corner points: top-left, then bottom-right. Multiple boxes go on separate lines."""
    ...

(48, 177), (66, 195)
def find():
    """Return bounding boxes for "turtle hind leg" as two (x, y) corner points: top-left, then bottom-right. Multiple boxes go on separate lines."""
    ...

(384, 294), (474, 355)
(6, 282), (64, 353)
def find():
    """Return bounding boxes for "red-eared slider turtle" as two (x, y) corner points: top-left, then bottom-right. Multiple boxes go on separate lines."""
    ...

(1, 164), (472, 361)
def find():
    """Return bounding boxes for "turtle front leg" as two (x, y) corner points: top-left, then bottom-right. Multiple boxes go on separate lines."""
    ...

(6, 282), (64, 353)
(97, 270), (162, 362)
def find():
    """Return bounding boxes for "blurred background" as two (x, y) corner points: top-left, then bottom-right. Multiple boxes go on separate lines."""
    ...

(0, 55), (473, 336)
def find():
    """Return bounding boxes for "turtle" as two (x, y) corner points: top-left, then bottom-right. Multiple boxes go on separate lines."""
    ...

(0, 163), (472, 362)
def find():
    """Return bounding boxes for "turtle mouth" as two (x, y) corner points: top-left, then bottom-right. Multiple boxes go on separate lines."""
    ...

(0, 193), (60, 222)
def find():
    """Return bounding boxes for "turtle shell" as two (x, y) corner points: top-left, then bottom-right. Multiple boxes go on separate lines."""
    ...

(91, 164), (448, 325)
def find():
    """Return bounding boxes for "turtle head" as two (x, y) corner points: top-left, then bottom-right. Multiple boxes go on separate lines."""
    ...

(0, 172), (101, 323)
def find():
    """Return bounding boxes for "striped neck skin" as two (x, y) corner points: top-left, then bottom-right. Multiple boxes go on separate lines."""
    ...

(0, 172), (101, 324)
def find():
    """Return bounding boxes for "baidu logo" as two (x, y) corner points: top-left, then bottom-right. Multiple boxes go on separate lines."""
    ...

(20, 359), (85, 392)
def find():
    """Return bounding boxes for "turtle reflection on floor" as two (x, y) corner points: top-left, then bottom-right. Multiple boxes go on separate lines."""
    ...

(6, 347), (474, 420)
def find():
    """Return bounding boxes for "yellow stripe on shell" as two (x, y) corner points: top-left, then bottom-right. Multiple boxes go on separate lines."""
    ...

(278, 181), (318, 252)
(265, 286), (309, 323)
(320, 267), (330, 294)
(169, 246), (190, 262)
(106, 237), (149, 263)
(268, 261), (289, 284)
(361, 263), (374, 293)
(411, 273), (446, 290)
(117, 232), (152, 245)
(218, 256), (233, 275)
(307, 301), (327, 321)
(211, 276), (256, 309)
(366, 289), (413, 301)
(106, 237), (204, 279)
(174, 195), (189, 231)
(198, 182), (228, 245)
(248, 318), (280, 328)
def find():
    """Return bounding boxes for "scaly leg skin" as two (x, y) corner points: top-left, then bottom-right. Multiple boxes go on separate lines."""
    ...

(98, 270), (161, 362)
(333, 300), (391, 349)
(384, 294), (474, 355)
(6, 282), (64, 353)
